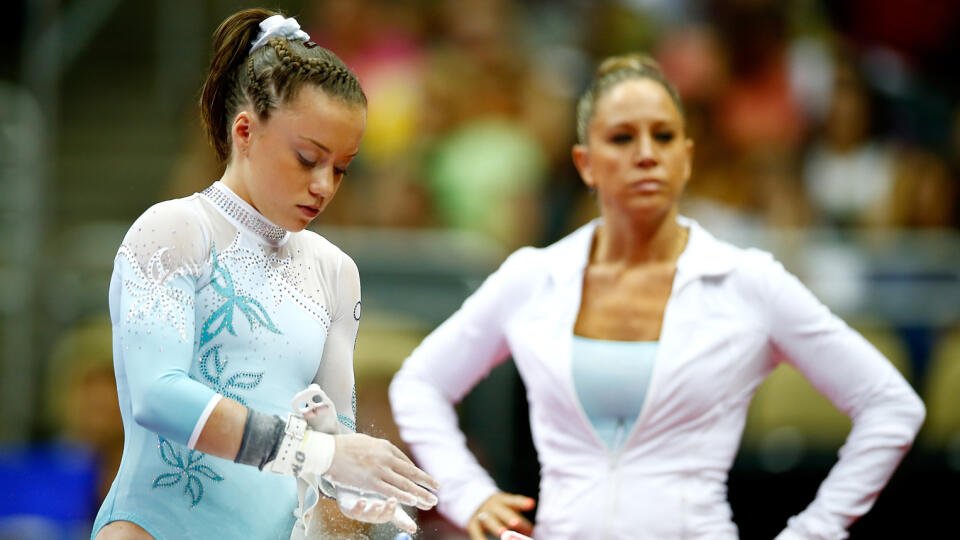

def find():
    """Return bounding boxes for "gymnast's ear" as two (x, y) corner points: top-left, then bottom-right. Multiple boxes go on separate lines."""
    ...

(231, 110), (255, 157)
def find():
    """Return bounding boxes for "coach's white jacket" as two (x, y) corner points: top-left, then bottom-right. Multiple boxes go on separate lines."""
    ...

(389, 217), (924, 539)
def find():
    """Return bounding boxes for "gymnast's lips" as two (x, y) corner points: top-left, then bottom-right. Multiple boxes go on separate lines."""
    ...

(298, 204), (320, 218)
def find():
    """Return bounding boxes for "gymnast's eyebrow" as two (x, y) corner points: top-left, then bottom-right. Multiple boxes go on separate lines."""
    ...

(299, 136), (359, 157)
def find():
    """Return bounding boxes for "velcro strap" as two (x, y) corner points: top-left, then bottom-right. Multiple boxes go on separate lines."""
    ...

(265, 415), (335, 477)
(268, 415), (310, 475)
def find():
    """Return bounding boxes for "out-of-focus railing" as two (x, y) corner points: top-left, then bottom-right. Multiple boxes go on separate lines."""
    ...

(315, 226), (507, 329)
(721, 226), (960, 326)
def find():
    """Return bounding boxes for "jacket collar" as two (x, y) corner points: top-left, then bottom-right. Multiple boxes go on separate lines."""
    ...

(544, 215), (737, 287)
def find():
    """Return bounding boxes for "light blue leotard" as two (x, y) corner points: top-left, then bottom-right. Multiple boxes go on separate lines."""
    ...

(571, 336), (658, 451)
(92, 183), (360, 539)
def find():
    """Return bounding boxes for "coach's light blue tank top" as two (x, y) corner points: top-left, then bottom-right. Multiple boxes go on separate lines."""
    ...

(571, 336), (658, 451)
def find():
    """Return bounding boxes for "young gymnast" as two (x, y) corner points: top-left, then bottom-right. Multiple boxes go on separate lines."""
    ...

(92, 9), (437, 539)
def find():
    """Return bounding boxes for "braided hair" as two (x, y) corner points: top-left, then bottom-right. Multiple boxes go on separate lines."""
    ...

(200, 9), (366, 162)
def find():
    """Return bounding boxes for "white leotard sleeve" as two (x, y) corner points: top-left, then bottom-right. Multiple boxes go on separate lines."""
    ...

(313, 251), (361, 434)
(110, 200), (221, 448)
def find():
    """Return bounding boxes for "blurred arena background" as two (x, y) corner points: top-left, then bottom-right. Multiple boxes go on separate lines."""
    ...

(1, 0), (959, 538)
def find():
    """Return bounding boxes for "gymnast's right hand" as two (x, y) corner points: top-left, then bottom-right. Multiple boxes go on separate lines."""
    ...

(263, 419), (438, 510)
(326, 433), (439, 511)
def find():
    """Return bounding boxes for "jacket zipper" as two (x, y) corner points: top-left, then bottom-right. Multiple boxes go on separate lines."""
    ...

(604, 448), (622, 540)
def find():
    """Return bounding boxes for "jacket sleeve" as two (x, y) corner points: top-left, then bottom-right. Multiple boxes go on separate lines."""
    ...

(314, 252), (361, 434)
(110, 201), (221, 448)
(756, 254), (925, 539)
(389, 248), (532, 529)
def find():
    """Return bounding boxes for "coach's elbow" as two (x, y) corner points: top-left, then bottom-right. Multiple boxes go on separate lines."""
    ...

(876, 383), (926, 445)
(902, 389), (926, 438)
(388, 368), (411, 412)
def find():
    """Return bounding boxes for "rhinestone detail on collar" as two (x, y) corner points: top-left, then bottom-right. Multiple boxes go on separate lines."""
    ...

(201, 183), (287, 244)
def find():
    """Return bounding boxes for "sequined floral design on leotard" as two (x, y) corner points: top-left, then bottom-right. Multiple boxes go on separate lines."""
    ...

(199, 246), (281, 348)
(152, 343), (265, 507)
(118, 245), (200, 342)
(215, 233), (333, 332)
(153, 436), (224, 507)
(153, 243), (278, 507)
(196, 345), (264, 406)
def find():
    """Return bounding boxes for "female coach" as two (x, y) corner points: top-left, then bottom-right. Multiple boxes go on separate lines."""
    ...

(389, 54), (924, 540)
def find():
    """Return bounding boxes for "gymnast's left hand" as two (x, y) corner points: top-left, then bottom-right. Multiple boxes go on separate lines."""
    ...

(339, 495), (417, 534)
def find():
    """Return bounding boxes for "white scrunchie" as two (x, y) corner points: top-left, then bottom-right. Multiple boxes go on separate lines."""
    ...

(249, 14), (310, 54)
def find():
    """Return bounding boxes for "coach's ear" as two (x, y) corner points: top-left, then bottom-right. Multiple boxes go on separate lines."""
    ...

(573, 144), (595, 191)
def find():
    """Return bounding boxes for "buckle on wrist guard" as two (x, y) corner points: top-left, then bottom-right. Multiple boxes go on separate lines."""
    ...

(268, 414), (310, 475)
(284, 413), (308, 440)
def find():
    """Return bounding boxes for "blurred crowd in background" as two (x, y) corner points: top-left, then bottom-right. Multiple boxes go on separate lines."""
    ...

(167, 0), (960, 243)
(2, 0), (960, 538)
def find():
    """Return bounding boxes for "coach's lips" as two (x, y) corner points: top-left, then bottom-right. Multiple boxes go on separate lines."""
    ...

(298, 204), (320, 219)
(628, 179), (665, 193)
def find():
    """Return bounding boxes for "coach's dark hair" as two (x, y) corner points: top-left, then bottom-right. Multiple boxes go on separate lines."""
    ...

(576, 53), (684, 144)
(200, 8), (366, 162)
